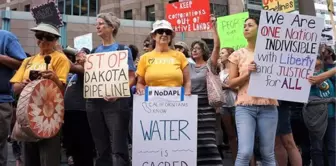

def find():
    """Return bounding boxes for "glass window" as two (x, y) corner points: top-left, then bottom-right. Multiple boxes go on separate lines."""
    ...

(248, 0), (262, 5)
(202, 38), (214, 51)
(124, 10), (132, 20)
(210, 3), (228, 16)
(169, 0), (178, 3)
(24, 4), (30, 12)
(12, 8), (17, 11)
(146, 5), (155, 21)
(58, 0), (98, 16)
(248, 9), (261, 17)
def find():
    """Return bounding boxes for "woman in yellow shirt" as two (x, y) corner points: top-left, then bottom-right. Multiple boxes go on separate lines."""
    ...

(136, 20), (191, 94)
(10, 23), (70, 166)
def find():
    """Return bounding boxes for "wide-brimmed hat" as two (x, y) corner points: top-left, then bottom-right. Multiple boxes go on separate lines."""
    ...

(150, 20), (174, 34)
(30, 23), (61, 37)
(174, 41), (189, 51)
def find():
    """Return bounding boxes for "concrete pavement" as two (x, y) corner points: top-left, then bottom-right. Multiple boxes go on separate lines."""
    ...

(6, 143), (234, 166)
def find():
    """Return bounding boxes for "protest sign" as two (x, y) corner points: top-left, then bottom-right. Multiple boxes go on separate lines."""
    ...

(262, 0), (297, 13)
(84, 50), (130, 98)
(74, 33), (93, 51)
(31, 1), (63, 28)
(217, 12), (248, 50)
(133, 87), (197, 166)
(166, 0), (211, 32)
(321, 26), (334, 46)
(248, 10), (323, 103)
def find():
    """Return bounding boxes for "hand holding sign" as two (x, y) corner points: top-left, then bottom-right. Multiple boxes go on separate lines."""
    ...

(248, 61), (257, 74)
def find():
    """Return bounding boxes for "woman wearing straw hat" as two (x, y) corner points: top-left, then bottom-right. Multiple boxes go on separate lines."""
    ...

(10, 22), (70, 166)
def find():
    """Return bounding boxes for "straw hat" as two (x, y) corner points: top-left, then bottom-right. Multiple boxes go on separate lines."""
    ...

(30, 23), (61, 37)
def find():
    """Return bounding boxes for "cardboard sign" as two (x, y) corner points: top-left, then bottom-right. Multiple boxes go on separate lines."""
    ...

(217, 12), (248, 50)
(166, 0), (211, 32)
(132, 87), (197, 166)
(262, 0), (296, 13)
(74, 33), (93, 51)
(84, 50), (130, 98)
(31, 1), (63, 28)
(248, 10), (324, 103)
(321, 26), (335, 46)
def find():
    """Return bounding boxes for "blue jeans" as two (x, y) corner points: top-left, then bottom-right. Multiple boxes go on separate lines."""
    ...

(309, 117), (336, 166)
(235, 105), (278, 166)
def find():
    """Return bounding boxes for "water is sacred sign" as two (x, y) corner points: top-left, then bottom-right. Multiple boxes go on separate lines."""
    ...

(132, 87), (197, 166)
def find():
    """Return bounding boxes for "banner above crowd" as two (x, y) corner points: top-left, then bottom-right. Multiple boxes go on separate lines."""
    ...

(262, 0), (297, 13)
(166, 0), (211, 32)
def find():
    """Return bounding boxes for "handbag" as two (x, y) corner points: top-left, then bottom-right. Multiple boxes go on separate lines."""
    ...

(206, 64), (225, 107)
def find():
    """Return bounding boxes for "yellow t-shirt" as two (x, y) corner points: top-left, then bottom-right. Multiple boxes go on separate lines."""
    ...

(136, 49), (188, 86)
(10, 51), (70, 84)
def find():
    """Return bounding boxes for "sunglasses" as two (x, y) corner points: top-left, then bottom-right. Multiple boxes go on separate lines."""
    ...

(155, 29), (173, 35)
(35, 31), (57, 41)
(144, 43), (150, 47)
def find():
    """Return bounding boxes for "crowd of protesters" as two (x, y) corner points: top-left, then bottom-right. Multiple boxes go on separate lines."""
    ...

(0, 10), (335, 166)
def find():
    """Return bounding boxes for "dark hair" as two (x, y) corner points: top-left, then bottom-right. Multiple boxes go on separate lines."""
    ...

(245, 15), (260, 25)
(221, 47), (235, 56)
(80, 47), (91, 54)
(175, 45), (190, 58)
(191, 40), (210, 61)
(129, 44), (139, 61)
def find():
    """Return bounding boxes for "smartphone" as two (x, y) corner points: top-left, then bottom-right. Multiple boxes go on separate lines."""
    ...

(29, 70), (40, 81)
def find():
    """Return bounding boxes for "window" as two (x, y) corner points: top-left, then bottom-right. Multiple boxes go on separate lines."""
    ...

(11, 8), (17, 11)
(248, 0), (262, 5)
(248, 9), (261, 18)
(210, 3), (228, 16)
(58, 0), (98, 16)
(24, 4), (30, 12)
(124, 10), (133, 20)
(202, 38), (214, 51)
(146, 5), (155, 21)
(169, 0), (178, 3)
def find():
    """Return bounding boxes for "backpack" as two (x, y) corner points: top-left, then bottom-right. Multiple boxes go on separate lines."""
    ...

(90, 44), (126, 53)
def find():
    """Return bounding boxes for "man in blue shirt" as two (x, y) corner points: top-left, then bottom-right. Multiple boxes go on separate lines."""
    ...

(0, 30), (27, 166)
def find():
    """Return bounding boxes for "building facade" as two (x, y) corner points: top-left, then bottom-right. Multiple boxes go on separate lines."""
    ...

(314, 0), (336, 26)
(0, 0), (244, 55)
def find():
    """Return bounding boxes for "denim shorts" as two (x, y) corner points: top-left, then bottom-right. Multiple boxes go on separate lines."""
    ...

(276, 103), (292, 136)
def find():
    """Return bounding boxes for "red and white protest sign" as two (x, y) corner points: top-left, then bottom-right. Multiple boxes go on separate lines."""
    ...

(166, 0), (211, 32)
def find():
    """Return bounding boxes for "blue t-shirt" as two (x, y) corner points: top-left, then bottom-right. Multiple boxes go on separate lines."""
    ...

(0, 30), (27, 103)
(310, 70), (336, 117)
(93, 43), (136, 71)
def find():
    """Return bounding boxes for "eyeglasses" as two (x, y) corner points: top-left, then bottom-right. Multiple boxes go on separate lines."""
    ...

(35, 31), (57, 41)
(155, 29), (173, 36)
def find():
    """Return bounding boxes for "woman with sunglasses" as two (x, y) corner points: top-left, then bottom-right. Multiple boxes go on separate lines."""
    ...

(10, 23), (70, 166)
(136, 20), (191, 95)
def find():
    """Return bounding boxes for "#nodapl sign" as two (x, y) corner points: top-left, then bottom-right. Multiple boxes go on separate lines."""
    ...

(84, 51), (130, 98)
(166, 0), (211, 32)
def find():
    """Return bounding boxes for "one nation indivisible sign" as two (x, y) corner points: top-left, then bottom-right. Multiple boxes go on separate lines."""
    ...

(166, 0), (211, 32)
(248, 10), (324, 103)
(84, 51), (130, 98)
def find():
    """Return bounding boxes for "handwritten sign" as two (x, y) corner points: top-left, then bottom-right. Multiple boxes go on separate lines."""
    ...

(31, 1), (63, 28)
(133, 87), (197, 166)
(262, 0), (296, 13)
(166, 0), (211, 32)
(74, 33), (93, 51)
(321, 26), (335, 46)
(217, 12), (248, 50)
(84, 51), (130, 98)
(248, 10), (323, 103)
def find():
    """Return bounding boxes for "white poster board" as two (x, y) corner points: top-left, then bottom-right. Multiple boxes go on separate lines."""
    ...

(321, 25), (335, 46)
(83, 50), (130, 98)
(132, 87), (197, 166)
(248, 10), (324, 103)
(74, 33), (93, 51)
